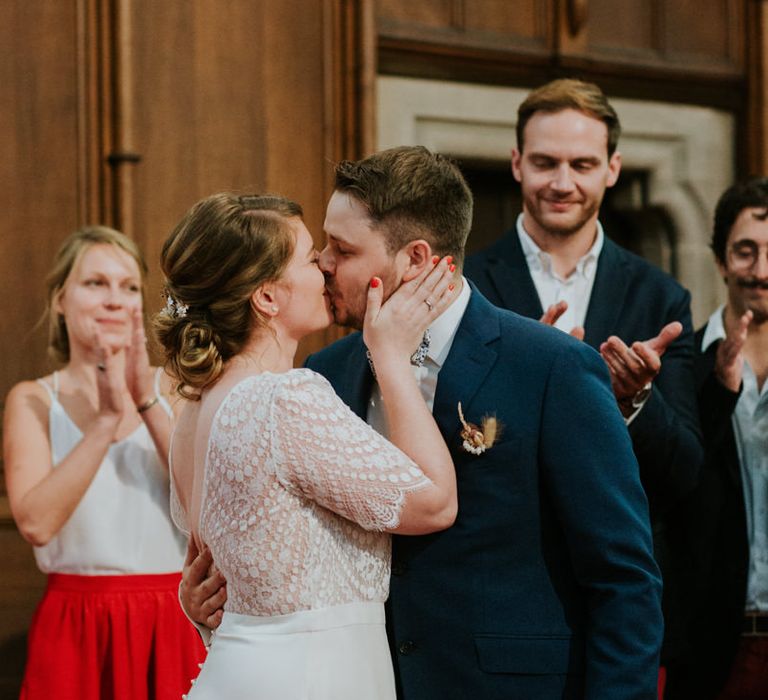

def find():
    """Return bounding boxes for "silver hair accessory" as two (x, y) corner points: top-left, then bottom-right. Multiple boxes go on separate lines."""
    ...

(164, 294), (189, 319)
(366, 329), (431, 379)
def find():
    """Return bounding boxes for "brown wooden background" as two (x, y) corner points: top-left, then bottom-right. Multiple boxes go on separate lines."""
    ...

(1, 0), (765, 694)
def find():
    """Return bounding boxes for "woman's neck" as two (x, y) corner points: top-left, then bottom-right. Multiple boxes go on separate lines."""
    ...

(226, 329), (296, 376)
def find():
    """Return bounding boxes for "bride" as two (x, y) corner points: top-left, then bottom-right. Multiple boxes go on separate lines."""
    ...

(154, 192), (457, 699)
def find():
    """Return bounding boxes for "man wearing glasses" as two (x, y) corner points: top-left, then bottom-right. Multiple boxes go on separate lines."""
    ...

(667, 178), (768, 699)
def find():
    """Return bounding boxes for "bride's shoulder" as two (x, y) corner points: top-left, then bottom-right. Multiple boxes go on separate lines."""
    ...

(272, 368), (338, 406)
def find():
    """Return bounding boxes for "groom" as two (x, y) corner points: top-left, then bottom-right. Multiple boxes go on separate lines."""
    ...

(183, 146), (662, 699)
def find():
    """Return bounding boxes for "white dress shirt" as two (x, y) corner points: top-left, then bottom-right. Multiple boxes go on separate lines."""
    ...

(702, 305), (768, 611)
(517, 216), (649, 425)
(517, 214), (603, 332)
(367, 279), (472, 438)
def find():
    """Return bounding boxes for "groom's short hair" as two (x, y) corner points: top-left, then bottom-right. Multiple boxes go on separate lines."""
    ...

(334, 145), (473, 266)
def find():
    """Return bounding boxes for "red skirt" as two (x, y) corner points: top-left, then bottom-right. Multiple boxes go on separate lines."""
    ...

(20, 572), (206, 700)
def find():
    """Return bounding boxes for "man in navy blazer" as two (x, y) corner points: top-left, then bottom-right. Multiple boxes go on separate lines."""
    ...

(464, 80), (702, 682)
(180, 145), (662, 698)
(307, 146), (662, 698)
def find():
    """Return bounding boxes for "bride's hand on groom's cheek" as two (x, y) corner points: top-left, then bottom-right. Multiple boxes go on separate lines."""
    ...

(181, 539), (228, 629)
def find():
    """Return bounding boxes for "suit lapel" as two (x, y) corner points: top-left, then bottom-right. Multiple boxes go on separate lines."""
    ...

(433, 287), (501, 442)
(336, 334), (374, 420)
(486, 231), (543, 319)
(583, 238), (631, 348)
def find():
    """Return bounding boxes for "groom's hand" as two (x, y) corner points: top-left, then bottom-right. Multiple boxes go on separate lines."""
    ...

(180, 539), (227, 629)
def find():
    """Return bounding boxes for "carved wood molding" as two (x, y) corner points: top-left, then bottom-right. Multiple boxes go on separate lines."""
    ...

(378, 35), (744, 111)
(746, 0), (768, 174)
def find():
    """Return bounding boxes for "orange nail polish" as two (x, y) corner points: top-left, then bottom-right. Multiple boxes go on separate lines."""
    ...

(449, 264), (456, 273)
(448, 283), (455, 291)
(445, 256), (453, 264)
(432, 255), (439, 264)
(370, 277), (380, 288)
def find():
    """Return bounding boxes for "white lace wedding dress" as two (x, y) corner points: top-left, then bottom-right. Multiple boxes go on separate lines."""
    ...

(172, 369), (430, 699)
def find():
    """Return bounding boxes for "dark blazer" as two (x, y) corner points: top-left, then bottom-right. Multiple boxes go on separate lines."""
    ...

(665, 324), (748, 700)
(306, 288), (662, 700)
(465, 230), (703, 661)
(464, 230), (702, 513)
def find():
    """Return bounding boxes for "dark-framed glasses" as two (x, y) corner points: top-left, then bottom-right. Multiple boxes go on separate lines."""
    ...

(727, 240), (768, 270)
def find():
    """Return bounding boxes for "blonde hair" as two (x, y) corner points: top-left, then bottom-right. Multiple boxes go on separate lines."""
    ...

(154, 193), (302, 399)
(45, 226), (148, 363)
(517, 79), (621, 157)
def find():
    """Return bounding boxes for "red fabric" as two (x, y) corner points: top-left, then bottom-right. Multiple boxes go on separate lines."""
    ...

(716, 636), (768, 700)
(20, 573), (206, 700)
(657, 665), (666, 699)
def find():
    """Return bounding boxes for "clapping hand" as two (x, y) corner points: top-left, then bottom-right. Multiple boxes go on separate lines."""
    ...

(599, 321), (682, 417)
(715, 309), (752, 392)
(539, 301), (585, 341)
(124, 308), (156, 409)
(92, 324), (124, 426)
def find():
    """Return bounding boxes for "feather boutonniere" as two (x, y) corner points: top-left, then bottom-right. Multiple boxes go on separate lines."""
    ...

(457, 402), (501, 455)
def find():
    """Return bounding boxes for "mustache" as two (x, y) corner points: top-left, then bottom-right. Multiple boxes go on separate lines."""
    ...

(738, 278), (768, 290)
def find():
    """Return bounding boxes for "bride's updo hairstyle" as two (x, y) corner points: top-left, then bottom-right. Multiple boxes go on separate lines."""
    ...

(155, 192), (302, 399)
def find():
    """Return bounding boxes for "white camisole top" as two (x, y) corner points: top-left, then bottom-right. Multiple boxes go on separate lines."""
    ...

(33, 371), (187, 575)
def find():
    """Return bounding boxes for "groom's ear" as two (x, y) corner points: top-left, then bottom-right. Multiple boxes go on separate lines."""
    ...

(399, 239), (433, 283)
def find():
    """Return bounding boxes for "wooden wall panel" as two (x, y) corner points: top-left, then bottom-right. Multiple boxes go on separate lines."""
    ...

(462, 0), (545, 41)
(0, 4), (89, 692)
(378, 0), (553, 54)
(378, 0), (745, 108)
(377, 0), (454, 29)
(561, 0), (744, 76)
(0, 2), (85, 404)
(746, 0), (768, 175)
(123, 0), (353, 360)
(664, 0), (736, 62)
(585, 1), (654, 53)
(122, 1), (273, 306)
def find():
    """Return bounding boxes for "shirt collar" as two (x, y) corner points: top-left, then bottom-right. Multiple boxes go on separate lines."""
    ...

(701, 304), (727, 351)
(427, 276), (471, 367)
(516, 214), (604, 278)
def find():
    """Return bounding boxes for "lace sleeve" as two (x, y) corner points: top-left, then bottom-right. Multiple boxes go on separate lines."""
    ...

(271, 369), (432, 531)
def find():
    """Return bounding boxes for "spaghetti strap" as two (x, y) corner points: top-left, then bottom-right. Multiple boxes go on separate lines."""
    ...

(36, 372), (58, 402)
(153, 367), (173, 417)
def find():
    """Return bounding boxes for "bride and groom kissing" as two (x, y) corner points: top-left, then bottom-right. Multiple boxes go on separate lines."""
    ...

(162, 141), (662, 700)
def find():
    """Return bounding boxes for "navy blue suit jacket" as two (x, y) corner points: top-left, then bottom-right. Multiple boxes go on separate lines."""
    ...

(465, 232), (702, 662)
(306, 288), (662, 700)
(464, 231), (702, 517)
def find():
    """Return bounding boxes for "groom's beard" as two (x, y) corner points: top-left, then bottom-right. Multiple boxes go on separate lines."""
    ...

(325, 271), (400, 331)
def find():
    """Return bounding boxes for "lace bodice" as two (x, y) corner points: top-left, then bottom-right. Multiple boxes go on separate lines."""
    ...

(171, 369), (430, 616)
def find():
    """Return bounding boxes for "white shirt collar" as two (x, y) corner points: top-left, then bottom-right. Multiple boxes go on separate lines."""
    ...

(427, 276), (471, 368)
(701, 304), (727, 352)
(516, 214), (604, 279)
